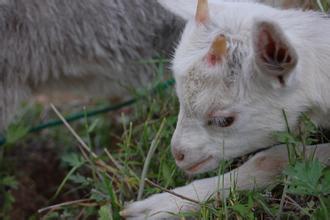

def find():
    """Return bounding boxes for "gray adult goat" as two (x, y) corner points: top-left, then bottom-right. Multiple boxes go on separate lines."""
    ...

(0, 0), (183, 131)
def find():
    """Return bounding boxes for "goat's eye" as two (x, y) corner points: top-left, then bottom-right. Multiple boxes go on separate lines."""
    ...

(207, 116), (235, 128)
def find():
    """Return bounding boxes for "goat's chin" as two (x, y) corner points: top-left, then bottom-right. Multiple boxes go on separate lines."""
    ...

(183, 157), (220, 175)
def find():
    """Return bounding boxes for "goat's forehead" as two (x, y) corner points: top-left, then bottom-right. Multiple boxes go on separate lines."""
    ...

(175, 35), (248, 114)
(176, 68), (239, 117)
(173, 29), (249, 77)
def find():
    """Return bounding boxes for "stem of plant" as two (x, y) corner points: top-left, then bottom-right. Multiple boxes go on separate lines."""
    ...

(137, 118), (166, 200)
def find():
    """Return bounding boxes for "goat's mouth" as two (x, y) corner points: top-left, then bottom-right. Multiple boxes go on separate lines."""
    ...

(185, 156), (213, 173)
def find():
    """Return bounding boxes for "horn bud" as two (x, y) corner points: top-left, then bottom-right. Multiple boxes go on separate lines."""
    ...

(211, 35), (227, 56)
(196, 0), (209, 24)
(207, 35), (227, 65)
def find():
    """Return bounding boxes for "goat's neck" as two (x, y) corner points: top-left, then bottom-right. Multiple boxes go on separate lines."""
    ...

(296, 36), (330, 126)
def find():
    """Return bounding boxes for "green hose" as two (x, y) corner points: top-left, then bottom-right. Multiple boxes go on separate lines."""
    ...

(0, 79), (175, 146)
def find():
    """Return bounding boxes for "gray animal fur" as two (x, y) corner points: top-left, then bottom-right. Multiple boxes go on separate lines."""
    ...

(0, 0), (183, 131)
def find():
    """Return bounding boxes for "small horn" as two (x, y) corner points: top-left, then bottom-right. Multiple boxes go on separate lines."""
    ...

(211, 35), (227, 57)
(207, 35), (227, 65)
(196, 0), (209, 24)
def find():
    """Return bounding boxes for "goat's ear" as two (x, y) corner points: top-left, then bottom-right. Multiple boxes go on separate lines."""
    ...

(252, 20), (298, 86)
(157, 0), (198, 21)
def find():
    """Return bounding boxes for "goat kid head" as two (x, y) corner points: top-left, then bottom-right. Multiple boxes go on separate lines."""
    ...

(159, 0), (305, 174)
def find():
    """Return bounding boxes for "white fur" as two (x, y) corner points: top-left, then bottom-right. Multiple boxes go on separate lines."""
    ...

(122, 0), (330, 219)
(171, 0), (330, 171)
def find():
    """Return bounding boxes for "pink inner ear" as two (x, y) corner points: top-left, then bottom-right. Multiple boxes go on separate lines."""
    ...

(259, 29), (276, 61)
(258, 28), (292, 67)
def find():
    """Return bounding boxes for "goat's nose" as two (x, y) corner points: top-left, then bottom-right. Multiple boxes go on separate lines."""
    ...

(172, 147), (185, 162)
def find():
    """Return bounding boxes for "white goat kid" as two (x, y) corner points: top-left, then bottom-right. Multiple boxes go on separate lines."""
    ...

(121, 0), (330, 219)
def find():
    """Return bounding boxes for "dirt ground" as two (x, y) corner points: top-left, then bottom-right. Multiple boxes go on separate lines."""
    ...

(3, 90), (128, 219)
